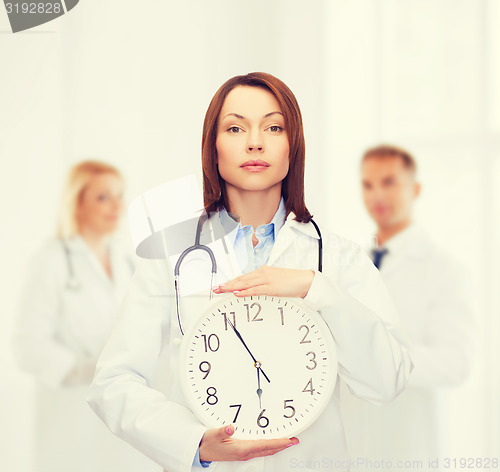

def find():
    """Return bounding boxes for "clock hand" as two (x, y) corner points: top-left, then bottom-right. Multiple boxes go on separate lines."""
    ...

(226, 318), (270, 383)
(256, 362), (263, 409)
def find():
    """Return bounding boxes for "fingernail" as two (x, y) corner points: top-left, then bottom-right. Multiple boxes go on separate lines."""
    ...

(225, 425), (233, 435)
(288, 437), (299, 446)
(233, 290), (240, 294)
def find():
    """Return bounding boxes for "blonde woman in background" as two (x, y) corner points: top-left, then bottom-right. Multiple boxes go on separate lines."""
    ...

(13, 161), (160, 472)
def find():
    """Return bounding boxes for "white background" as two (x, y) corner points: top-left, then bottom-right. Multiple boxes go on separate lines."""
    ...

(0, 1), (499, 470)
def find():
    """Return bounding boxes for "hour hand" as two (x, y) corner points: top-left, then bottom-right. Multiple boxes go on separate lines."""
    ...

(256, 362), (263, 408)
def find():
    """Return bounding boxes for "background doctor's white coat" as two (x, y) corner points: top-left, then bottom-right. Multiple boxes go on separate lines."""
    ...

(0, 1), (499, 471)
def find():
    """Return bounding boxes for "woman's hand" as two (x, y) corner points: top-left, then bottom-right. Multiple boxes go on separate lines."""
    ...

(199, 424), (299, 462)
(213, 266), (315, 298)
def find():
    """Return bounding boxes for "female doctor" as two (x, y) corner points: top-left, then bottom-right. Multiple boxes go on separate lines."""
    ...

(14, 161), (160, 472)
(87, 73), (414, 472)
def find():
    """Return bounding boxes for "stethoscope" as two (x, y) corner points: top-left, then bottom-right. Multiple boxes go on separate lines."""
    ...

(61, 239), (81, 290)
(174, 212), (323, 335)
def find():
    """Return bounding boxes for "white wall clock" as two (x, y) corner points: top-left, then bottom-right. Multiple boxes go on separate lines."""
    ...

(178, 294), (337, 439)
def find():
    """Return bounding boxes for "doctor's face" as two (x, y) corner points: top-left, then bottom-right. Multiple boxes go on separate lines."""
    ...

(361, 156), (420, 229)
(77, 172), (124, 236)
(215, 86), (290, 198)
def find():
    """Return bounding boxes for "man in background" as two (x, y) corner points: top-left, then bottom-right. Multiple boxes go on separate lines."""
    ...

(341, 144), (475, 468)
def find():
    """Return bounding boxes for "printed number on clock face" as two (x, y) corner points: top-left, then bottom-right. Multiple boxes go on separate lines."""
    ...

(179, 294), (337, 439)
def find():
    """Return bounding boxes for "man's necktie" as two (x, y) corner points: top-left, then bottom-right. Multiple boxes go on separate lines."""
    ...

(371, 248), (388, 270)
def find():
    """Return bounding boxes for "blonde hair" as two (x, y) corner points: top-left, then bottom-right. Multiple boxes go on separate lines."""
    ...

(57, 160), (123, 238)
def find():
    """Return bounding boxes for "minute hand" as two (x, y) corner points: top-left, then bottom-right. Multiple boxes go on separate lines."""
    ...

(226, 318), (271, 383)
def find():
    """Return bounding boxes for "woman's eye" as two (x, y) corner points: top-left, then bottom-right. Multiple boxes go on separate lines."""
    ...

(97, 194), (109, 202)
(268, 125), (283, 133)
(227, 126), (242, 133)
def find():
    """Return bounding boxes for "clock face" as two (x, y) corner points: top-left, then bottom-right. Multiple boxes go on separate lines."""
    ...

(178, 294), (337, 439)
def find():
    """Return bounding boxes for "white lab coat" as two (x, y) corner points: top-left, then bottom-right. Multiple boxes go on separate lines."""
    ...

(14, 236), (161, 472)
(340, 224), (475, 467)
(87, 212), (414, 472)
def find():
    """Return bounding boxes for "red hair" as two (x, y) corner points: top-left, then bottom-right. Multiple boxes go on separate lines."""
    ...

(201, 72), (312, 222)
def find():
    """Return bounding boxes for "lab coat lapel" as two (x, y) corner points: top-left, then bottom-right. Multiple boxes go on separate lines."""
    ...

(266, 216), (294, 267)
(380, 225), (430, 277)
(267, 213), (319, 268)
(194, 211), (318, 279)
(69, 236), (114, 289)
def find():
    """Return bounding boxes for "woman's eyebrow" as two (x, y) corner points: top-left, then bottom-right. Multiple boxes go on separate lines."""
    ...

(265, 111), (283, 118)
(221, 111), (283, 121)
(221, 113), (244, 120)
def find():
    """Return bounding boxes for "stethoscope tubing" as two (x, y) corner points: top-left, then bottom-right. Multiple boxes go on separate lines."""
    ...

(174, 211), (322, 336)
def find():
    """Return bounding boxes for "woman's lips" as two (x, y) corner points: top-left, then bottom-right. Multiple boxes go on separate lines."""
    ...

(241, 159), (270, 172)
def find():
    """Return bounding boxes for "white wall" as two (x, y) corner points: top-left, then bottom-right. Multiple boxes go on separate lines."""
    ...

(321, 0), (500, 457)
(1, 1), (498, 470)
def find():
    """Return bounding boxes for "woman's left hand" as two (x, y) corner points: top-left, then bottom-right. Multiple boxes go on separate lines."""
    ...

(213, 266), (315, 299)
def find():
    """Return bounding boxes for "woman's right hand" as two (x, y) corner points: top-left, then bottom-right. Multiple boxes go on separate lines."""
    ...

(199, 425), (299, 462)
